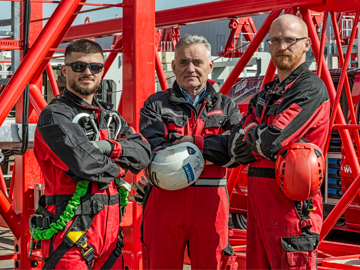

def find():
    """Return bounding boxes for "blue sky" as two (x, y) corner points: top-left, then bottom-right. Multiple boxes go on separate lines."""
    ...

(0, 0), (217, 30)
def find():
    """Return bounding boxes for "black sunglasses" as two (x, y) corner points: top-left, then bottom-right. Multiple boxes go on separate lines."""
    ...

(65, 61), (104, 74)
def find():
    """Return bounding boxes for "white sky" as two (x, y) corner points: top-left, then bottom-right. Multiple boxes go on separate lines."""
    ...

(0, 0), (218, 30)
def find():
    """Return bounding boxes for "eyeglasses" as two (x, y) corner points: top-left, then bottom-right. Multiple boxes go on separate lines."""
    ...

(65, 61), (104, 74)
(266, 37), (308, 46)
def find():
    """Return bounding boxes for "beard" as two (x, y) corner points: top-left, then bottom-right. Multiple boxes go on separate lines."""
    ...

(69, 76), (99, 96)
(271, 51), (303, 70)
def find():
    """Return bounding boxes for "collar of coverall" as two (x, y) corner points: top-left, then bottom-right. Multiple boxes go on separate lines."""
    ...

(62, 88), (114, 111)
(169, 80), (219, 106)
(263, 62), (309, 96)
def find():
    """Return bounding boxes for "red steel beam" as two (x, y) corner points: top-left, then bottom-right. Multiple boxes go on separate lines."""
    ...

(120, 0), (155, 269)
(327, 12), (359, 154)
(0, 190), (19, 239)
(29, 84), (48, 115)
(63, 0), (325, 42)
(102, 36), (123, 80)
(30, 0), (87, 86)
(46, 62), (60, 97)
(321, 173), (360, 241)
(329, 11), (360, 158)
(302, 9), (360, 179)
(260, 60), (276, 90)
(0, 0), (82, 127)
(226, 166), (243, 199)
(0, 167), (9, 199)
(302, 9), (360, 242)
(317, 11), (328, 78)
(220, 9), (282, 95)
(155, 47), (170, 91)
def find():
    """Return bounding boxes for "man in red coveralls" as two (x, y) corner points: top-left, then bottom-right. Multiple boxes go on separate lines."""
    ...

(139, 34), (241, 269)
(34, 39), (150, 269)
(229, 14), (330, 269)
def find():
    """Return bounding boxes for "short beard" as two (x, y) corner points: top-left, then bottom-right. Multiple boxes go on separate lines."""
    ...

(272, 51), (302, 70)
(69, 77), (99, 96)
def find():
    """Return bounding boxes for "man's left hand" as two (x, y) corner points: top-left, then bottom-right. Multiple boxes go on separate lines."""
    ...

(172, 133), (194, 145)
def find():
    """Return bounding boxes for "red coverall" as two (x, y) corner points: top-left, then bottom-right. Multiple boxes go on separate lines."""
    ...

(139, 81), (241, 269)
(229, 63), (330, 269)
(34, 89), (150, 269)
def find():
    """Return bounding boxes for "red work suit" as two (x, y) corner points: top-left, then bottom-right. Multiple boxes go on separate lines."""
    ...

(34, 89), (151, 269)
(229, 63), (330, 269)
(139, 81), (242, 269)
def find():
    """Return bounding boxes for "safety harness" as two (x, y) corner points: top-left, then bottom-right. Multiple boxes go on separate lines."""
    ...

(29, 180), (125, 270)
(29, 100), (126, 269)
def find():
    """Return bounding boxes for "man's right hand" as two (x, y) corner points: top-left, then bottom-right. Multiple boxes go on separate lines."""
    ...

(129, 176), (151, 206)
(90, 140), (114, 155)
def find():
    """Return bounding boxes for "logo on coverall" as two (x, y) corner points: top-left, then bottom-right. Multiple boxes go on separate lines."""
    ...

(182, 163), (195, 183)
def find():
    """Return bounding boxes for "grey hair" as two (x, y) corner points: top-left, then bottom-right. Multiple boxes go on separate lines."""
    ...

(175, 34), (212, 60)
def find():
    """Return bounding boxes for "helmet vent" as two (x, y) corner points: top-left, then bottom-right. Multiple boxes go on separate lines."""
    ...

(314, 149), (322, 157)
(187, 146), (196, 155)
(280, 149), (288, 157)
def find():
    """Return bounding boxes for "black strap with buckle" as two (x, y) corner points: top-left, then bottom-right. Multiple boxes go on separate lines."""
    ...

(100, 227), (125, 270)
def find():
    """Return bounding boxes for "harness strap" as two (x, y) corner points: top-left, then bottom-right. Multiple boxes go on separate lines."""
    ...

(100, 227), (125, 270)
(192, 178), (226, 187)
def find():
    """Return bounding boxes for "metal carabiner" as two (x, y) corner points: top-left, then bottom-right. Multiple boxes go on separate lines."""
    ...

(107, 112), (122, 140)
(72, 113), (100, 141)
(28, 213), (42, 258)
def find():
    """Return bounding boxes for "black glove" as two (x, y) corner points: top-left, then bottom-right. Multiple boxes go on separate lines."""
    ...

(129, 176), (151, 206)
(90, 140), (114, 155)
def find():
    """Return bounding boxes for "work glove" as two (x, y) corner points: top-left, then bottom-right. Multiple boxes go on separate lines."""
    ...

(129, 176), (151, 206)
(115, 178), (131, 214)
(90, 140), (114, 155)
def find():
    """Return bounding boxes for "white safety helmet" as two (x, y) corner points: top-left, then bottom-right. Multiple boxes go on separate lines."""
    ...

(145, 142), (204, 191)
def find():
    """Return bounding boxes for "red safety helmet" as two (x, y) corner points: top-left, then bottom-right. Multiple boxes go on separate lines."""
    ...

(275, 142), (325, 201)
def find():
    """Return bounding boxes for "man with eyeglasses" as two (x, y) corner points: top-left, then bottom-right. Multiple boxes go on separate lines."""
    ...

(33, 39), (151, 269)
(229, 14), (330, 269)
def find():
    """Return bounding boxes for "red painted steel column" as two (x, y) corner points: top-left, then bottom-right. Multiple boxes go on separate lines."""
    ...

(302, 9), (360, 242)
(227, 165), (243, 199)
(326, 12), (359, 156)
(317, 12), (328, 78)
(302, 9), (360, 179)
(29, 0), (87, 85)
(329, 11), (360, 158)
(0, 0), (82, 127)
(260, 60), (276, 90)
(155, 47), (170, 91)
(45, 62), (60, 97)
(219, 9), (282, 95)
(121, 0), (155, 269)
(0, 190), (20, 239)
(29, 84), (47, 115)
(321, 173), (360, 241)
(0, 167), (9, 199)
(102, 36), (123, 79)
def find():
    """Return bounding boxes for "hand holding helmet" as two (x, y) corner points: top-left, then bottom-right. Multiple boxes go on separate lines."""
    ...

(146, 142), (204, 191)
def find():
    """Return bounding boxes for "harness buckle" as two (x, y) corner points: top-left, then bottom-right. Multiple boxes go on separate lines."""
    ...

(29, 213), (44, 229)
(82, 243), (95, 265)
(75, 235), (88, 249)
(92, 199), (104, 214)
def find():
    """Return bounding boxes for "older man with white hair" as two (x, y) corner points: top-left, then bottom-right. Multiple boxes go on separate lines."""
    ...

(138, 34), (241, 269)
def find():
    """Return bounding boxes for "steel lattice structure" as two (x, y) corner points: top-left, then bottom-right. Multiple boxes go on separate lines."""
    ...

(0, 0), (360, 269)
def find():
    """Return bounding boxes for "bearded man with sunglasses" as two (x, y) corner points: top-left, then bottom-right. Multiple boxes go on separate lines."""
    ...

(33, 39), (151, 269)
(229, 15), (330, 269)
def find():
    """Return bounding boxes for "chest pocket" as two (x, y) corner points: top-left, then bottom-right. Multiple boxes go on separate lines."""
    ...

(162, 113), (188, 134)
(202, 115), (226, 135)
